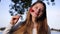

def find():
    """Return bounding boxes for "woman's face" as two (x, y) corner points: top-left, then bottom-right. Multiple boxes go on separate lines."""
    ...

(30, 3), (44, 18)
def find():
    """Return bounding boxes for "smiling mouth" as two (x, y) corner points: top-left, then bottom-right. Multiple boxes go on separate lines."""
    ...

(35, 13), (39, 16)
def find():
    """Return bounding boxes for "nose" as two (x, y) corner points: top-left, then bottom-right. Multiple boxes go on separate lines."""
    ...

(36, 8), (40, 13)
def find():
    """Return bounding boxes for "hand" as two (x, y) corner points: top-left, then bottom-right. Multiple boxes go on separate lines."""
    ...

(10, 15), (21, 25)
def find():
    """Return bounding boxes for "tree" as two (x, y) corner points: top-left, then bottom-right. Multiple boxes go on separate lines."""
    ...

(9, 0), (55, 20)
(9, 0), (55, 15)
(9, 0), (32, 16)
(38, 0), (55, 6)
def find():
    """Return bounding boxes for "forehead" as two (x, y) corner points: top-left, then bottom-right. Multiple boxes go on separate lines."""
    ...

(33, 3), (44, 8)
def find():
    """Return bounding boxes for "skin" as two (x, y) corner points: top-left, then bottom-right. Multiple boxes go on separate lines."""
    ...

(10, 15), (20, 25)
(10, 3), (49, 34)
(30, 3), (44, 18)
(30, 3), (44, 28)
(10, 3), (44, 28)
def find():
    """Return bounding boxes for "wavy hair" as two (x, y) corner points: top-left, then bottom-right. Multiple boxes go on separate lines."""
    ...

(13, 1), (49, 34)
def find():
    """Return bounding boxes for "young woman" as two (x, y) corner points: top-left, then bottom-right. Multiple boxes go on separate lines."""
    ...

(3, 1), (51, 34)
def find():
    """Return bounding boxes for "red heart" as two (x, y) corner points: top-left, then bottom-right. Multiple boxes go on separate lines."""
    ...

(29, 8), (34, 12)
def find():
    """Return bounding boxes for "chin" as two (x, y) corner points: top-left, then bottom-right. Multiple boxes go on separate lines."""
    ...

(34, 15), (38, 17)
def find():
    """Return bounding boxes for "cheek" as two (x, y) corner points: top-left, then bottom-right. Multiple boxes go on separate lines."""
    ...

(29, 8), (34, 12)
(30, 12), (34, 16)
(30, 11), (35, 17)
(29, 8), (35, 16)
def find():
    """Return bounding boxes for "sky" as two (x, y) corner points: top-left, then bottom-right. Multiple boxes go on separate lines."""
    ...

(0, 0), (60, 29)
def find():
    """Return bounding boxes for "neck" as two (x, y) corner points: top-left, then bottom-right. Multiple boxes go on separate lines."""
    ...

(32, 16), (36, 23)
(32, 16), (38, 28)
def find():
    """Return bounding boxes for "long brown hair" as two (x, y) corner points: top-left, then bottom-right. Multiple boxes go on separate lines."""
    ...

(13, 1), (49, 34)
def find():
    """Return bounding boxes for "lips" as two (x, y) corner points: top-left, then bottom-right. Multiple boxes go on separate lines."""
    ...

(35, 13), (39, 16)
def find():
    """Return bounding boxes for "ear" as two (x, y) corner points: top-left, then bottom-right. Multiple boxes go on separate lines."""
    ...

(29, 8), (34, 12)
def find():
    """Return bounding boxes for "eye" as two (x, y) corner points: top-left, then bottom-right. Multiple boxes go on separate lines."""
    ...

(35, 7), (38, 9)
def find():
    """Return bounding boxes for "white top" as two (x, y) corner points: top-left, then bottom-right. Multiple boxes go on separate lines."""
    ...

(32, 28), (37, 34)
(3, 24), (51, 34)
